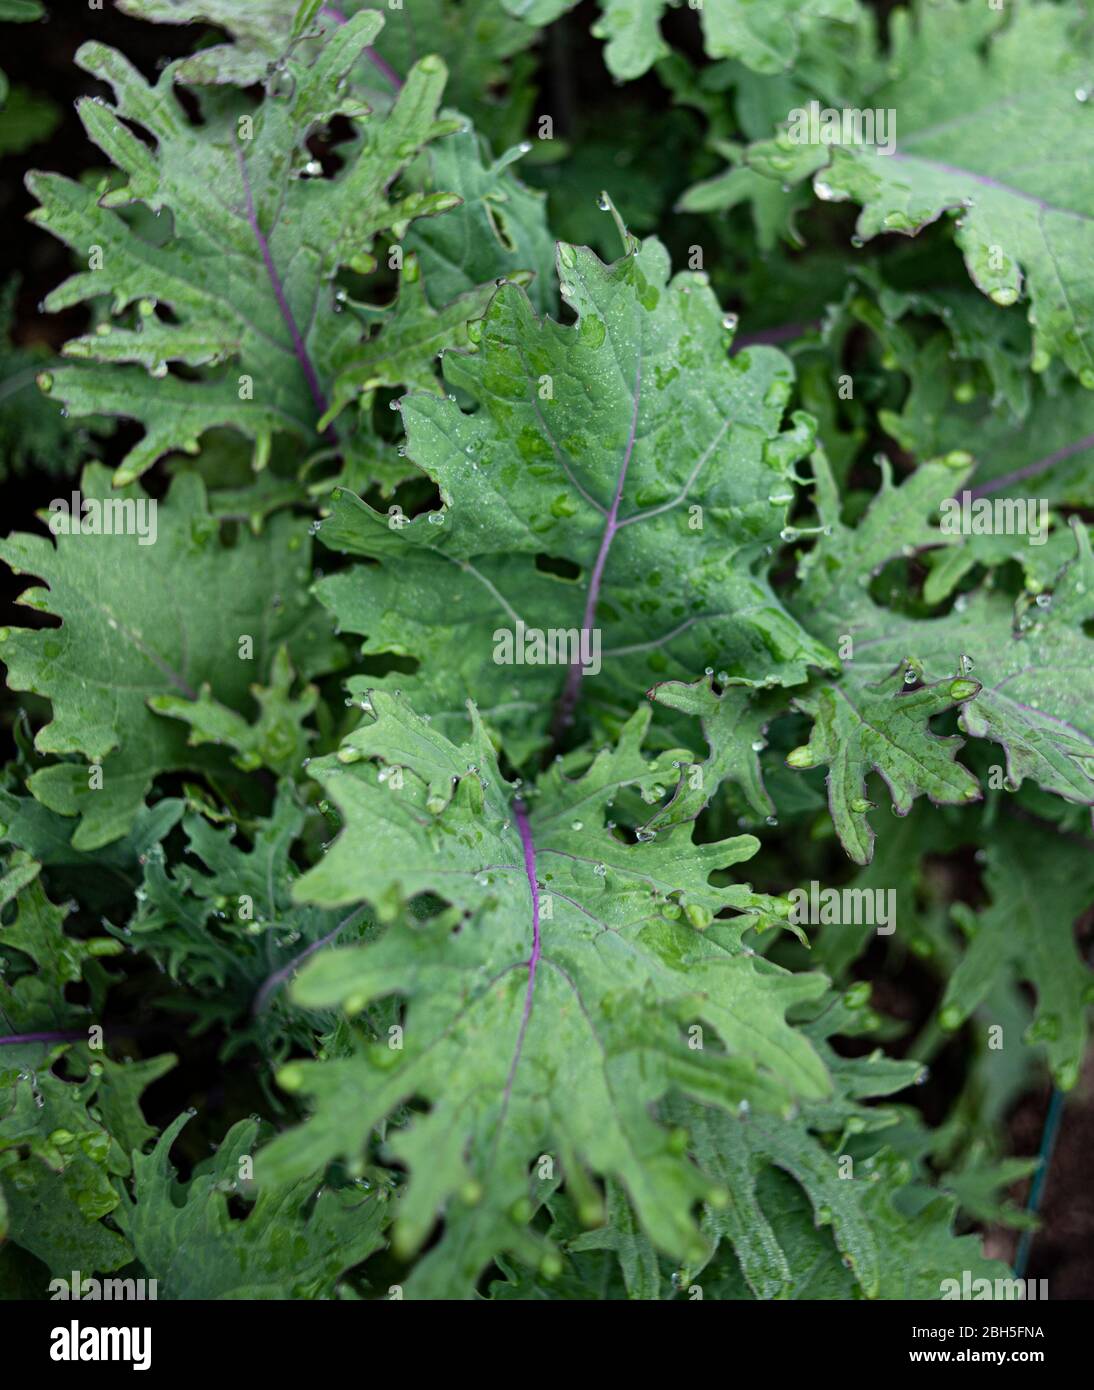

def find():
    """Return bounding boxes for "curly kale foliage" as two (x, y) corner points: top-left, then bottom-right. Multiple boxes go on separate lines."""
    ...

(0, 0), (1089, 1303)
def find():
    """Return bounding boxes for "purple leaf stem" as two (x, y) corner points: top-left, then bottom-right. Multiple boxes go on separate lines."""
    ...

(319, 6), (403, 90)
(550, 355), (643, 742)
(499, 799), (543, 1111)
(252, 906), (369, 1015)
(0, 1029), (86, 1047)
(236, 147), (330, 421)
(968, 433), (1094, 500)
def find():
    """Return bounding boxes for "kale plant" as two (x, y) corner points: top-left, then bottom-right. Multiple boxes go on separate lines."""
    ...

(1, 0), (1092, 1302)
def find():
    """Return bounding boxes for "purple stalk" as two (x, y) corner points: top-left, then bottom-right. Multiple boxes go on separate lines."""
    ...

(319, 6), (403, 90)
(500, 799), (542, 1110)
(733, 320), (819, 351)
(550, 356), (643, 742)
(891, 154), (1094, 224)
(0, 1029), (85, 1046)
(968, 432), (1094, 500)
(252, 907), (367, 1015)
(236, 148), (330, 420)
(363, 46), (403, 91)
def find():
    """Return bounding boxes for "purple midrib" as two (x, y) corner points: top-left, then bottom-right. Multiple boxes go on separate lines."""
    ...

(319, 6), (403, 89)
(552, 354), (643, 736)
(504, 359), (642, 1093)
(968, 432), (1094, 500)
(501, 798), (542, 1107)
(236, 149), (330, 419)
(0, 1029), (85, 1046)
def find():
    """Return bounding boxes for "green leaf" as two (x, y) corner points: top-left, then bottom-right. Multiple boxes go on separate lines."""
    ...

(115, 0), (312, 85)
(315, 233), (836, 760)
(0, 466), (342, 848)
(0, 1), (44, 19)
(861, 1167), (1013, 1300)
(28, 17), (460, 481)
(786, 454), (1094, 860)
(698, 0), (861, 77)
(675, 994), (921, 1300)
(149, 644), (318, 777)
(130, 783), (368, 1043)
(567, 1179), (662, 1298)
(504, 0), (860, 81)
(119, 0), (538, 145)
(0, 789), (183, 915)
(0, 86), (60, 158)
(405, 127), (557, 316)
(321, 256), (497, 425)
(377, 0), (541, 147)
(0, 1042), (174, 1276)
(749, 0), (1094, 386)
(0, 279), (106, 482)
(113, 1113), (389, 1298)
(941, 1148), (1041, 1232)
(0, 878), (118, 1037)
(786, 666), (983, 867)
(816, 268), (1094, 508)
(647, 673), (777, 823)
(688, 1103), (881, 1297)
(939, 820), (1094, 1090)
(260, 691), (830, 1296)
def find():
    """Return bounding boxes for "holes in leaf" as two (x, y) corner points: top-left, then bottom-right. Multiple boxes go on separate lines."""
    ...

(534, 552), (580, 580)
(223, 1192), (254, 1222)
(358, 652), (420, 679)
(484, 202), (516, 254)
(304, 119), (351, 179)
(171, 84), (205, 129)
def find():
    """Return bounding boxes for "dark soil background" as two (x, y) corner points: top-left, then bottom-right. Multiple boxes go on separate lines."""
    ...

(2, 0), (1091, 1298)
